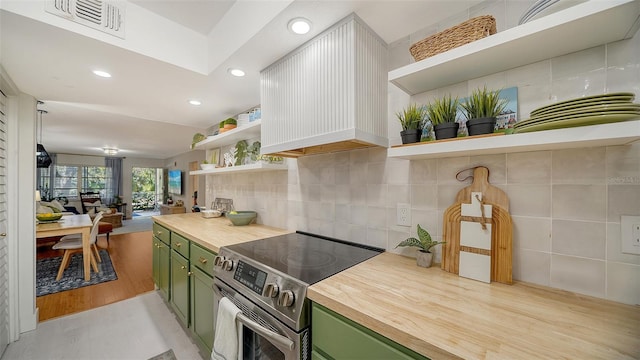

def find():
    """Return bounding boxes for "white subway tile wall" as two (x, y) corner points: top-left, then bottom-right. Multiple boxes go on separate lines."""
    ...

(206, 6), (640, 305)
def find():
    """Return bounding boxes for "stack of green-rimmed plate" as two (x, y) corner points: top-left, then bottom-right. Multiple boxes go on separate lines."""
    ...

(513, 93), (639, 134)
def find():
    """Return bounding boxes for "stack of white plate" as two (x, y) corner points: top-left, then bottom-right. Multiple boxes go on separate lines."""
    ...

(513, 93), (639, 133)
(518, 0), (586, 25)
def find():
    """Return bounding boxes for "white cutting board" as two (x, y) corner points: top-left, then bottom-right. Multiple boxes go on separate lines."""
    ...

(459, 192), (492, 283)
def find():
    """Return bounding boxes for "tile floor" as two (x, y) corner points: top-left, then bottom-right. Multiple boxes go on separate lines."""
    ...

(2, 291), (204, 360)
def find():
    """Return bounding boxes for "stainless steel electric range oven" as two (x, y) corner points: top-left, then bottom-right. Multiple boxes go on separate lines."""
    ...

(213, 231), (383, 360)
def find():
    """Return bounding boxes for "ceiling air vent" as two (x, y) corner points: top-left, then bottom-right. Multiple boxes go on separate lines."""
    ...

(45, 0), (126, 39)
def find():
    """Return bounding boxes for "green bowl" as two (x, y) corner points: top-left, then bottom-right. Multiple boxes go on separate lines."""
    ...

(36, 213), (63, 222)
(226, 211), (257, 226)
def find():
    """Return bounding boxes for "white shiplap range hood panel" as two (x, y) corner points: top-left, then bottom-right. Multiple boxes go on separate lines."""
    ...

(260, 14), (388, 157)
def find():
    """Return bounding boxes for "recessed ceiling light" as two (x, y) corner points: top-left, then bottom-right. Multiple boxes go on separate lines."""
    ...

(189, 100), (202, 106)
(93, 70), (112, 78)
(103, 148), (118, 155)
(228, 68), (245, 77)
(288, 18), (311, 35)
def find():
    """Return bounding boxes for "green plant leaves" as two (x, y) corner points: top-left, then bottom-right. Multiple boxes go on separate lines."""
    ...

(460, 86), (508, 119)
(426, 94), (459, 125)
(396, 224), (445, 253)
(396, 103), (427, 130)
(395, 237), (422, 249)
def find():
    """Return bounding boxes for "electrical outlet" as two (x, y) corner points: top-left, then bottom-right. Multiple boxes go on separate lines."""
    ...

(621, 215), (640, 255)
(397, 203), (411, 227)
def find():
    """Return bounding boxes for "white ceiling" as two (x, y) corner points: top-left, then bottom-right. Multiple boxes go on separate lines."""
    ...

(0, 0), (480, 159)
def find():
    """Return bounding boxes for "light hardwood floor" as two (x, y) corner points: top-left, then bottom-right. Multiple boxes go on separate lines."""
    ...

(36, 230), (155, 321)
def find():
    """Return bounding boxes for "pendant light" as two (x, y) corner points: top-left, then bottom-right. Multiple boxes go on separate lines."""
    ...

(36, 107), (52, 168)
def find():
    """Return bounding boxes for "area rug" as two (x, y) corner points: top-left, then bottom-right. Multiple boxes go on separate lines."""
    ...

(36, 249), (118, 297)
(147, 349), (177, 360)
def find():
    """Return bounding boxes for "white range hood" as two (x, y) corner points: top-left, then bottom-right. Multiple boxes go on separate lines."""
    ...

(260, 14), (388, 157)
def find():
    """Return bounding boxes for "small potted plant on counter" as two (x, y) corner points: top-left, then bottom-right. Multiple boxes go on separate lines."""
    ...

(426, 94), (460, 140)
(396, 224), (444, 268)
(218, 120), (226, 133)
(460, 86), (507, 136)
(397, 103), (427, 144)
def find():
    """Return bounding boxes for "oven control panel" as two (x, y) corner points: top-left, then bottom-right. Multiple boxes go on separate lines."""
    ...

(214, 254), (305, 311)
(234, 260), (268, 295)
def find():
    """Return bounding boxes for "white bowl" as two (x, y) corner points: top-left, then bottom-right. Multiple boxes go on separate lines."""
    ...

(200, 164), (216, 170)
(201, 209), (222, 218)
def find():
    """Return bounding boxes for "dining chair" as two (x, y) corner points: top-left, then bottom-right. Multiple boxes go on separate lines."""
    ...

(53, 212), (103, 281)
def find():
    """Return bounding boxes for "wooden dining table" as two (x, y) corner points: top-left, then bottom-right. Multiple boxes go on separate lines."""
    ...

(35, 214), (93, 281)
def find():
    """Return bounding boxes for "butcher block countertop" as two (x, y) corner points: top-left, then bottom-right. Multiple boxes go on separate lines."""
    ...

(308, 252), (640, 360)
(151, 213), (292, 253)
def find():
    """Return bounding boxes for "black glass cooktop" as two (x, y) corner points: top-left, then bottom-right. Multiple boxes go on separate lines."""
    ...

(223, 231), (383, 285)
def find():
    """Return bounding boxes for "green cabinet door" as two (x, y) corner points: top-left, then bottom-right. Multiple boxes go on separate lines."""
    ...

(312, 303), (428, 360)
(158, 239), (171, 302)
(190, 265), (215, 354)
(170, 250), (190, 326)
(152, 237), (160, 286)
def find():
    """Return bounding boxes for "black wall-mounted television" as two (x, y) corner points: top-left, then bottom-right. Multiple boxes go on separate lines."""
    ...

(168, 169), (182, 195)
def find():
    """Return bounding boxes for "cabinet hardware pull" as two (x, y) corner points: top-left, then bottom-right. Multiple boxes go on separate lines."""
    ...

(181, 265), (186, 270)
(176, 242), (181, 247)
(0, 233), (6, 237)
(199, 257), (207, 264)
(187, 272), (193, 276)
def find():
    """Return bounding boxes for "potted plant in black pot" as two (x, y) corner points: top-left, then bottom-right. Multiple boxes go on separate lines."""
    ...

(395, 224), (444, 268)
(396, 103), (427, 144)
(460, 86), (507, 136)
(426, 94), (460, 140)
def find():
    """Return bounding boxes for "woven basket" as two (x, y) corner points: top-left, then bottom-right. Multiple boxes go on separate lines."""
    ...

(410, 15), (496, 62)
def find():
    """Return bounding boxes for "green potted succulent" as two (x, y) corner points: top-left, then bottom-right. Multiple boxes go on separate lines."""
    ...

(426, 94), (459, 140)
(396, 103), (427, 144)
(396, 224), (445, 268)
(460, 86), (507, 136)
(218, 120), (226, 133)
(224, 118), (237, 131)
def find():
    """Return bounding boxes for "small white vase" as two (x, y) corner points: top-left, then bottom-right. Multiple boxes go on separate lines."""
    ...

(416, 251), (433, 268)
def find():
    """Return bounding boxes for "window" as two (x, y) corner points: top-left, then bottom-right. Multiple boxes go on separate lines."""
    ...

(37, 165), (108, 200)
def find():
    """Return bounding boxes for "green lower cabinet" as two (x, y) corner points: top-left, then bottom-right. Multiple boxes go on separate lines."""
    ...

(152, 223), (217, 357)
(312, 303), (429, 360)
(170, 250), (190, 326)
(151, 235), (171, 302)
(190, 265), (215, 354)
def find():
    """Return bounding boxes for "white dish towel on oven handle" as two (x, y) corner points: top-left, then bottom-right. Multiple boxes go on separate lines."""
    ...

(212, 297), (242, 360)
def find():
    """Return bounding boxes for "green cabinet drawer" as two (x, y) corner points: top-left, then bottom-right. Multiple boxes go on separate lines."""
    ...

(190, 243), (216, 277)
(312, 303), (428, 360)
(153, 223), (170, 244)
(171, 232), (190, 259)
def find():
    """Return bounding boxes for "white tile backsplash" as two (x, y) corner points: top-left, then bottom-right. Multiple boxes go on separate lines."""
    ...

(552, 147), (606, 185)
(606, 262), (640, 305)
(552, 184), (606, 221)
(551, 220), (606, 260)
(205, 18), (640, 305)
(550, 254), (606, 298)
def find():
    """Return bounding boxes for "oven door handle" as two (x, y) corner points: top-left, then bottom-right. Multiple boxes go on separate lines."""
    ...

(236, 312), (295, 352)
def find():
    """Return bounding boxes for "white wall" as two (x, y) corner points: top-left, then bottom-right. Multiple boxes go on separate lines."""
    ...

(206, 7), (640, 305)
(164, 150), (205, 210)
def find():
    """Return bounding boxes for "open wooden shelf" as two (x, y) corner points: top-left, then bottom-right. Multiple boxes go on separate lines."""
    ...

(189, 162), (288, 175)
(387, 120), (640, 160)
(389, 0), (640, 95)
(193, 120), (262, 150)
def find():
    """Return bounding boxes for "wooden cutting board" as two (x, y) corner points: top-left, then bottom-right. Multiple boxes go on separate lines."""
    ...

(441, 203), (513, 284)
(455, 166), (509, 211)
(442, 166), (513, 284)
